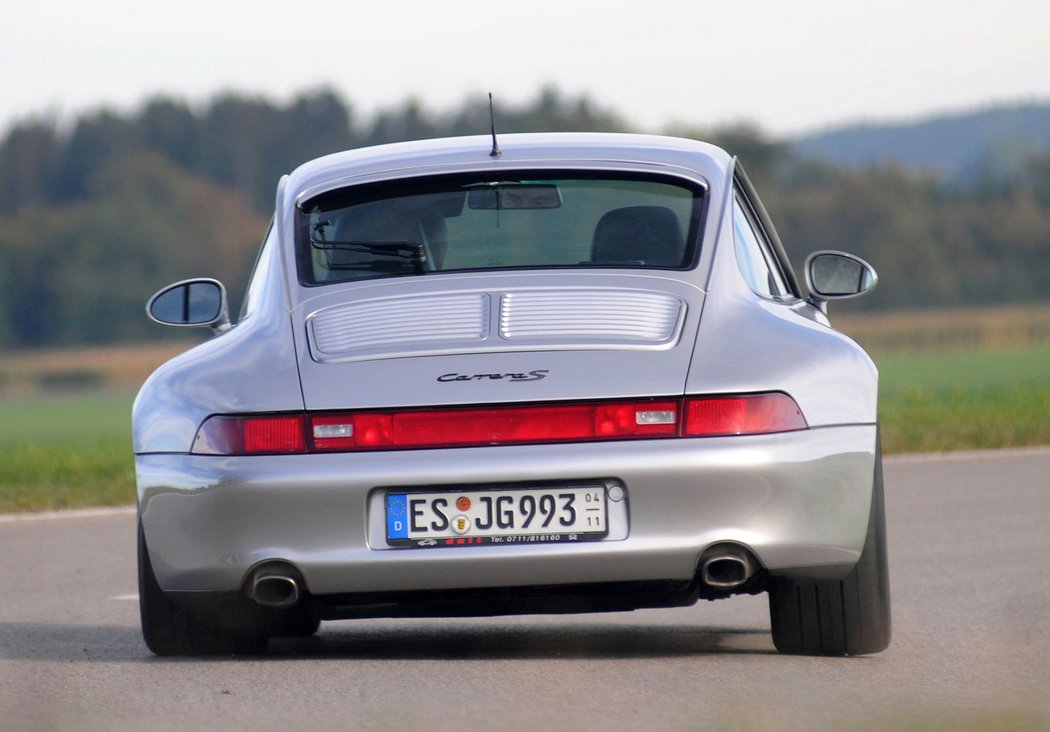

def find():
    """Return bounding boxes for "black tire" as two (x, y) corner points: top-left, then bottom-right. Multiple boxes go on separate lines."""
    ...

(138, 520), (270, 656)
(768, 436), (891, 656)
(272, 607), (321, 638)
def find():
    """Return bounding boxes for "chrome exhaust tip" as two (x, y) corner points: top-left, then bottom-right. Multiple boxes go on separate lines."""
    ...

(249, 570), (301, 609)
(700, 547), (756, 590)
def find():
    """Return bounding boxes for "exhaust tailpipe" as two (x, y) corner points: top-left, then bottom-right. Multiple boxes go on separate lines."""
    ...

(700, 547), (756, 590)
(249, 567), (301, 609)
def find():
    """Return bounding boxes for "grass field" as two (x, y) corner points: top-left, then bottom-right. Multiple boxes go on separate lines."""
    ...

(878, 346), (1050, 454)
(1, 392), (136, 511)
(2, 307), (1049, 512)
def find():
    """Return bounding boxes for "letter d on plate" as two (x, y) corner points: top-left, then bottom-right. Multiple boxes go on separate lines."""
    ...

(387, 494), (409, 539)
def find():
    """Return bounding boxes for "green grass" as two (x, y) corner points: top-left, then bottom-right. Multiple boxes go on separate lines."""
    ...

(1, 346), (1048, 512)
(0, 392), (136, 512)
(877, 346), (1050, 454)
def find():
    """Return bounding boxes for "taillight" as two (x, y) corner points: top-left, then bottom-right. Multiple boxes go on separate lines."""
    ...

(192, 394), (805, 455)
(193, 415), (306, 455)
(244, 416), (305, 453)
(309, 400), (680, 451)
(684, 393), (806, 437)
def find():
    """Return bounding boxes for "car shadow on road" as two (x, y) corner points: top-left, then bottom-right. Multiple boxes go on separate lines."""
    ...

(265, 621), (776, 660)
(0, 621), (773, 663)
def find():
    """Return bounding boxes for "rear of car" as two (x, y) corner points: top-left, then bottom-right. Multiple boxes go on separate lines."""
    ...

(135, 134), (889, 657)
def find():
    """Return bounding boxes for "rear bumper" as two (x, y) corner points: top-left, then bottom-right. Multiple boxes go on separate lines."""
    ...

(137, 424), (877, 594)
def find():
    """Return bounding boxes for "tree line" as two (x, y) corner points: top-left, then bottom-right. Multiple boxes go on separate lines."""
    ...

(0, 87), (1048, 348)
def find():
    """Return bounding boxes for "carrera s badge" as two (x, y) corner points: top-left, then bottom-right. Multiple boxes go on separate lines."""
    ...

(437, 370), (549, 383)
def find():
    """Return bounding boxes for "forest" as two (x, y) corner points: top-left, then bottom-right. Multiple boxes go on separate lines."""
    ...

(1, 87), (1048, 348)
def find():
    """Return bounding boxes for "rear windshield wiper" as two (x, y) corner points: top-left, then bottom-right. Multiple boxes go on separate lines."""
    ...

(311, 229), (427, 272)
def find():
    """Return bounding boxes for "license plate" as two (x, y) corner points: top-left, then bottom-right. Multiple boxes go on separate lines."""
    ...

(386, 485), (608, 548)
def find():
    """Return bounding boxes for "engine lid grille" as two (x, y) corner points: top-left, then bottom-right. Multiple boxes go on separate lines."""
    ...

(308, 288), (686, 363)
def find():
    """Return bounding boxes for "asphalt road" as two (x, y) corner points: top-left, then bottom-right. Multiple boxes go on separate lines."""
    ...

(2, 450), (1049, 731)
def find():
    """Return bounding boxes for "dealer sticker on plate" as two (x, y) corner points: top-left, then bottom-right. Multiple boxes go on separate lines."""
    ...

(386, 485), (608, 548)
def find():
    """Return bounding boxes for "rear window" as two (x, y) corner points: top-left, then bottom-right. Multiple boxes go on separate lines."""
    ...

(297, 172), (704, 285)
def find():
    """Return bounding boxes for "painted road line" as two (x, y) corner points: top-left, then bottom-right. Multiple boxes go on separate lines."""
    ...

(0, 505), (136, 524)
(886, 445), (1050, 463)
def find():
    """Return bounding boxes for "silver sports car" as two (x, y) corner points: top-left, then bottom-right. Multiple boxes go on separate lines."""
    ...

(135, 132), (889, 657)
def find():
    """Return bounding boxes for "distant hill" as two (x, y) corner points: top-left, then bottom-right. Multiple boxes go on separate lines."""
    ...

(2, 89), (1049, 349)
(791, 103), (1050, 181)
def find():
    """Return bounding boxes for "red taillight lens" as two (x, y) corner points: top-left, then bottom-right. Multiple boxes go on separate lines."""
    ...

(309, 400), (680, 451)
(684, 393), (806, 437)
(388, 405), (596, 447)
(193, 415), (306, 455)
(595, 402), (679, 437)
(243, 416), (305, 453)
(192, 394), (805, 455)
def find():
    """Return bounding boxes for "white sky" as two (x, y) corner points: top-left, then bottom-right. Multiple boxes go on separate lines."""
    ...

(3, 0), (1049, 138)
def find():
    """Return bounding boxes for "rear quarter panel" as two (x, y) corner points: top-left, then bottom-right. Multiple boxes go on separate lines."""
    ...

(686, 184), (878, 428)
(132, 229), (304, 453)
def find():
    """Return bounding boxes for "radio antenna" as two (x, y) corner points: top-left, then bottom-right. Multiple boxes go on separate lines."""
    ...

(488, 93), (502, 158)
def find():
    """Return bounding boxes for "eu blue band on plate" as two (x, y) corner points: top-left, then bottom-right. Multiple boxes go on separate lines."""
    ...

(386, 494), (409, 539)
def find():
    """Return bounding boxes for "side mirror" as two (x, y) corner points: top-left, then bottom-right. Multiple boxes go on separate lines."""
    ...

(805, 251), (878, 305)
(146, 278), (231, 333)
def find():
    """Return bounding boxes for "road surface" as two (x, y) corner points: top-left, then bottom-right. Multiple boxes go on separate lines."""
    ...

(2, 449), (1048, 731)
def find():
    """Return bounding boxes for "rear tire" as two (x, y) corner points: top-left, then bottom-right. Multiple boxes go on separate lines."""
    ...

(138, 520), (269, 656)
(273, 607), (321, 638)
(768, 436), (891, 656)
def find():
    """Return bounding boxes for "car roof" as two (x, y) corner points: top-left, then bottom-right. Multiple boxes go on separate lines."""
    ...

(284, 133), (734, 207)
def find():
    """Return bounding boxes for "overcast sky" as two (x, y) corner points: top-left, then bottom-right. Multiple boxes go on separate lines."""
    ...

(3, 0), (1049, 138)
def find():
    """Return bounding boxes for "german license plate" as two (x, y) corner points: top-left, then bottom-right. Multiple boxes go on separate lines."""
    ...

(386, 485), (608, 548)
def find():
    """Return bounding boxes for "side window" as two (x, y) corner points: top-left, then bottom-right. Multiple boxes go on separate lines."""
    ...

(239, 223), (276, 321)
(732, 193), (790, 300)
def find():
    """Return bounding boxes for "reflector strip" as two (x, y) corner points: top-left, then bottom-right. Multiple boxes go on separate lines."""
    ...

(191, 393), (806, 456)
(309, 400), (680, 451)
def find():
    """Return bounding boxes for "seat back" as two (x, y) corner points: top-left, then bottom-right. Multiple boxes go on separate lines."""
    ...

(591, 205), (684, 267)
